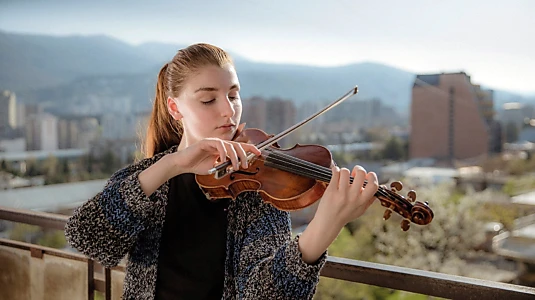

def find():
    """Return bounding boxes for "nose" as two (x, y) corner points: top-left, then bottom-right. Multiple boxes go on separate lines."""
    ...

(220, 97), (235, 118)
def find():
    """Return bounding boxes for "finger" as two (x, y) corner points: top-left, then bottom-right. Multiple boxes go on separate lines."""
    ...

(361, 172), (379, 202)
(329, 165), (340, 191)
(232, 142), (249, 169)
(224, 142), (240, 170)
(214, 140), (228, 164)
(350, 165), (366, 192)
(339, 168), (351, 191)
(242, 143), (262, 156)
(330, 160), (337, 168)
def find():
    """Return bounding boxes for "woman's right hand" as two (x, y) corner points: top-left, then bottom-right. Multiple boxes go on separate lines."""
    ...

(171, 138), (262, 176)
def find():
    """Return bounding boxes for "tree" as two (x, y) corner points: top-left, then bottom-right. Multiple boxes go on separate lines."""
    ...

(315, 182), (518, 298)
(43, 155), (58, 178)
(382, 136), (405, 161)
(61, 159), (70, 176)
(101, 149), (118, 175)
(0, 159), (6, 171)
(87, 153), (94, 173)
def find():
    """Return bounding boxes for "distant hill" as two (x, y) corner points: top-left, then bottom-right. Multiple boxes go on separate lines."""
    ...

(1, 31), (533, 113)
(0, 31), (160, 90)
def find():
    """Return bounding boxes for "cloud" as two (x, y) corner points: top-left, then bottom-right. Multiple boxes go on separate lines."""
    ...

(1, 0), (534, 92)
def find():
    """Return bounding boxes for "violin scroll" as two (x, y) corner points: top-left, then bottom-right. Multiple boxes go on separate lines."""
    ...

(378, 181), (433, 231)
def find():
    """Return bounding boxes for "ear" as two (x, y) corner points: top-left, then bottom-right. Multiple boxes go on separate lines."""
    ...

(167, 97), (183, 120)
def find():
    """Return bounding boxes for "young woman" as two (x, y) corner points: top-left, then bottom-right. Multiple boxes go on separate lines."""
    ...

(65, 43), (379, 300)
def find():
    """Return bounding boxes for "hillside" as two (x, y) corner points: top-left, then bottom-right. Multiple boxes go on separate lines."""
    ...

(1, 31), (532, 113)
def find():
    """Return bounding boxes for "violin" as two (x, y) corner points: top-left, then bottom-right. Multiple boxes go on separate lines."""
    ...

(195, 87), (434, 231)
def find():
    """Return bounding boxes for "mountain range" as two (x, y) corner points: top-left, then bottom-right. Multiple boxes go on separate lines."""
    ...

(1, 30), (533, 114)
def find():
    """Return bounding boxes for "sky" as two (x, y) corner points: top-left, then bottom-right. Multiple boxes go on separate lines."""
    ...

(1, 0), (534, 94)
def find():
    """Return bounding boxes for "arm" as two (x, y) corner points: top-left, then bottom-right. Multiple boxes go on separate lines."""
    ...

(299, 165), (379, 263)
(64, 149), (176, 267)
(232, 165), (379, 299)
(230, 193), (327, 300)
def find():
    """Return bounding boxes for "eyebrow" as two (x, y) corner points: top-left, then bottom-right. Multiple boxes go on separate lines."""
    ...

(194, 84), (239, 93)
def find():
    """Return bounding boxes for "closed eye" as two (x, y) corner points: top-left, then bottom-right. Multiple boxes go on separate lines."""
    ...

(202, 99), (216, 105)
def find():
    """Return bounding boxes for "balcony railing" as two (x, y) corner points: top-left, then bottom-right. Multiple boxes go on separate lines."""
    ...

(1, 205), (535, 300)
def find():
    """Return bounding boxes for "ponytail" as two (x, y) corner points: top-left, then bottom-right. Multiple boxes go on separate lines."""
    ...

(144, 63), (183, 158)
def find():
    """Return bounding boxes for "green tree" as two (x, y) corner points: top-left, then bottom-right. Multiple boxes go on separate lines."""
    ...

(382, 136), (405, 161)
(61, 159), (69, 175)
(9, 224), (67, 248)
(36, 230), (67, 248)
(315, 182), (513, 299)
(0, 159), (6, 171)
(101, 149), (118, 174)
(43, 155), (58, 178)
(9, 224), (41, 243)
(26, 158), (40, 176)
(87, 153), (94, 173)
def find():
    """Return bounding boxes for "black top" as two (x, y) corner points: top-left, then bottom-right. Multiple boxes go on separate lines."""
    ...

(155, 173), (231, 300)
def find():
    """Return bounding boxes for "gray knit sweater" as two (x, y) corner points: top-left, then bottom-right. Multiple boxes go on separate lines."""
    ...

(64, 146), (327, 299)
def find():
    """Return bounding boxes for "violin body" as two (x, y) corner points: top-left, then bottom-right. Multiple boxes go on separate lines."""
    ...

(196, 128), (331, 211)
(195, 127), (434, 231)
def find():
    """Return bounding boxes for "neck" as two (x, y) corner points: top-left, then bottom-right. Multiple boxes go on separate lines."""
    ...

(177, 134), (189, 151)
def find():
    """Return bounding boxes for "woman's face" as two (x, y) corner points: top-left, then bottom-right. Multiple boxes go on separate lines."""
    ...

(168, 63), (242, 146)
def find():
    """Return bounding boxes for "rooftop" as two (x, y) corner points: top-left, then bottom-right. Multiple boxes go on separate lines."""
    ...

(0, 149), (89, 162)
(0, 180), (106, 212)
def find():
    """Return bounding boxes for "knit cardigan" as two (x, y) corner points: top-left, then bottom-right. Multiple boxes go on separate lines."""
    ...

(64, 146), (327, 300)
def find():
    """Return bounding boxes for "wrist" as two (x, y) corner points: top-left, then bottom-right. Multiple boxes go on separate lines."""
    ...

(311, 213), (345, 240)
(164, 152), (186, 180)
(312, 208), (346, 235)
(298, 215), (343, 264)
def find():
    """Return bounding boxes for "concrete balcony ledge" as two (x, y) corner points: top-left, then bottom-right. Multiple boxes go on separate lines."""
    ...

(2, 205), (535, 299)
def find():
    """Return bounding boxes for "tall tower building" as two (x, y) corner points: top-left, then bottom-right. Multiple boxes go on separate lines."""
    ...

(410, 72), (494, 162)
(0, 90), (17, 134)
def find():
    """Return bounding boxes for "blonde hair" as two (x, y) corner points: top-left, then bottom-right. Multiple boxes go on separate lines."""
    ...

(143, 43), (234, 158)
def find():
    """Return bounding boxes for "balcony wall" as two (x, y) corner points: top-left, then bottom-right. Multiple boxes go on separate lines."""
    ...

(2, 206), (535, 300)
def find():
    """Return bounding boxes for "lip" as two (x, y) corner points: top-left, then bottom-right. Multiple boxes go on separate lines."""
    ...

(217, 123), (235, 129)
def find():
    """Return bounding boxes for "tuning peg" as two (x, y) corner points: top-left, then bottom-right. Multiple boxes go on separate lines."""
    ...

(383, 209), (392, 220)
(400, 219), (410, 231)
(390, 181), (403, 192)
(407, 190), (417, 202)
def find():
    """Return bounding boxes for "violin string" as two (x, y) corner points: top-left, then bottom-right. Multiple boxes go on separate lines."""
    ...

(264, 151), (391, 199)
(254, 150), (412, 209)
(265, 148), (343, 182)
(263, 149), (332, 182)
(262, 148), (391, 198)
(262, 149), (424, 220)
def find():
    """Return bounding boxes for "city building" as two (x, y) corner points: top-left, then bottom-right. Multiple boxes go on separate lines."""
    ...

(0, 90), (17, 135)
(25, 112), (59, 151)
(410, 72), (500, 163)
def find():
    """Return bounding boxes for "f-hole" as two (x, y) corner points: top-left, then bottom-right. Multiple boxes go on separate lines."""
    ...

(230, 167), (260, 180)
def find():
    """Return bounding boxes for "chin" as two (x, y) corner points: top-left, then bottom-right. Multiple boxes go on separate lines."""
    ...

(222, 132), (236, 141)
(208, 131), (233, 141)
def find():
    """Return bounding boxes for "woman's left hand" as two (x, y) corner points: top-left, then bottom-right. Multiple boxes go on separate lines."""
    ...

(297, 165), (378, 264)
(315, 165), (379, 229)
